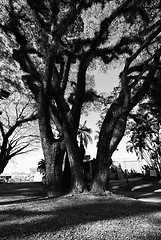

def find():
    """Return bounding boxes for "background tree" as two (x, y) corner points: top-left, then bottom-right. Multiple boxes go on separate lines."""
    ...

(37, 159), (45, 174)
(126, 77), (161, 175)
(0, 91), (39, 173)
(37, 158), (46, 184)
(78, 121), (93, 149)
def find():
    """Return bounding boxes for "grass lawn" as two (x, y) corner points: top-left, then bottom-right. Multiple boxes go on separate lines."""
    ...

(0, 180), (161, 240)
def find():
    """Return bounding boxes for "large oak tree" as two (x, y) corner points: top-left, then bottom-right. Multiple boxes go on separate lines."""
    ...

(1, 0), (161, 194)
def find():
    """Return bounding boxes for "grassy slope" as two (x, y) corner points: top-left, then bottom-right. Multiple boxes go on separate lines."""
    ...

(0, 181), (161, 240)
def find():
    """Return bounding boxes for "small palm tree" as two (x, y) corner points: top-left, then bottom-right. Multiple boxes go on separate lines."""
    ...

(126, 109), (161, 172)
(37, 159), (46, 184)
(37, 159), (46, 175)
(94, 130), (100, 147)
(77, 121), (93, 148)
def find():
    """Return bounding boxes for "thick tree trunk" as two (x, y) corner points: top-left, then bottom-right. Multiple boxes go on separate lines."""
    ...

(64, 131), (85, 193)
(38, 92), (64, 196)
(67, 145), (85, 193)
(91, 136), (112, 193)
(0, 133), (11, 174)
(0, 156), (10, 174)
(43, 141), (64, 196)
(91, 104), (127, 193)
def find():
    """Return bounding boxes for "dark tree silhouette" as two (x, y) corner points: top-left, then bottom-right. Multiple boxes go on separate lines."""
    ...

(1, 0), (161, 194)
(0, 93), (39, 173)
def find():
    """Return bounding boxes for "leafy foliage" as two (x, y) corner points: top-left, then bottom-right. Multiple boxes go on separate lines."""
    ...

(126, 88), (161, 171)
(77, 121), (93, 148)
(1, 0), (161, 191)
(37, 158), (45, 175)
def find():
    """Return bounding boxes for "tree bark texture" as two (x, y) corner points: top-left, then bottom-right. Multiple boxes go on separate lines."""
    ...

(43, 141), (64, 195)
(0, 156), (10, 174)
(91, 121), (112, 193)
(38, 92), (64, 195)
(91, 103), (127, 193)
(63, 122), (85, 193)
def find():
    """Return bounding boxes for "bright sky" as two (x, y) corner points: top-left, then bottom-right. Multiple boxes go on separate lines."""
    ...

(4, 68), (140, 175)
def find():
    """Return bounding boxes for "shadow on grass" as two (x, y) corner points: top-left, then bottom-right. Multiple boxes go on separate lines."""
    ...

(1, 194), (161, 239)
(1, 181), (161, 239)
(109, 178), (161, 202)
(109, 178), (161, 192)
(0, 182), (43, 203)
(0, 182), (43, 195)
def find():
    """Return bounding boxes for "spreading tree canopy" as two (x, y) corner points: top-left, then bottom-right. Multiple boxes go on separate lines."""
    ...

(1, 0), (161, 194)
